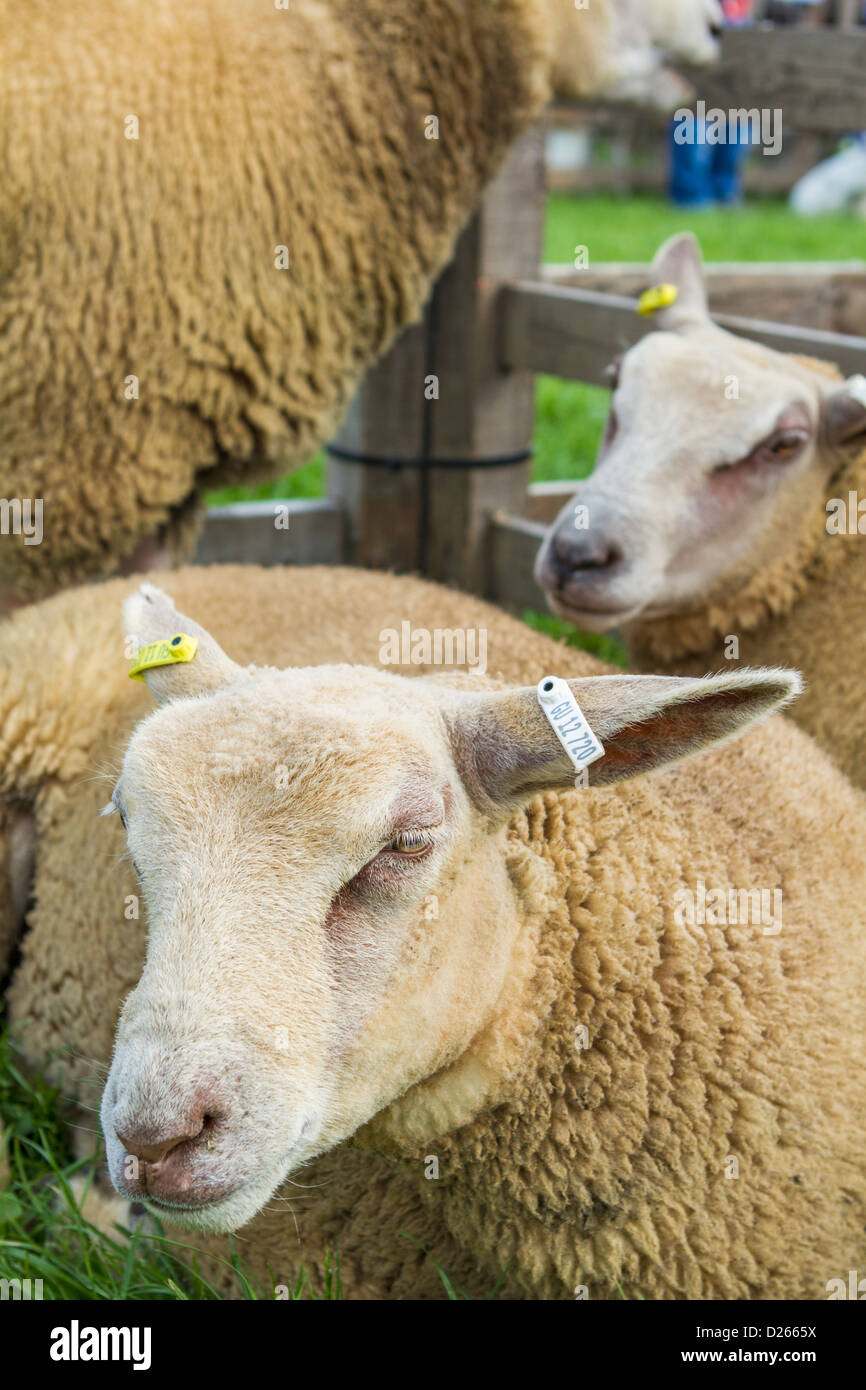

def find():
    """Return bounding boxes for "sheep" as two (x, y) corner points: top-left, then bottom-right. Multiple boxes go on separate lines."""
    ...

(0, 0), (551, 609)
(646, 0), (723, 62)
(535, 231), (866, 789)
(544, 0), (722, 110)
(3, 564), (865, 1300)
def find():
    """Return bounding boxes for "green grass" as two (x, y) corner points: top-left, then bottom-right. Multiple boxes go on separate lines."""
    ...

(534, 373), (610, 484)
(522, 609), (628, 669)
(210, 452), (325, 505)
(543, 190), (866, 264)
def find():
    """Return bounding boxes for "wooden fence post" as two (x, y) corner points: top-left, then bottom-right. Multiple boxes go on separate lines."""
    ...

(325, 319), (429, 574)
(326, 126), (546, 591)
(835, 0), (860, 29)
(424, 126), (546, 594)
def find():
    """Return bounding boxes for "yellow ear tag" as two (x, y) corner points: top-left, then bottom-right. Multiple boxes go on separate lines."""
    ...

(637, 283), (679, 318)
(129, 633), (199, 682)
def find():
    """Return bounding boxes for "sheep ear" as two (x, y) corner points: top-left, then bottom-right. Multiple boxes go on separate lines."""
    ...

(648, 232), (709, 330)
(123, 583), (244, 705)
(823, 375), (866, 448)
(446, 669), (802, 818)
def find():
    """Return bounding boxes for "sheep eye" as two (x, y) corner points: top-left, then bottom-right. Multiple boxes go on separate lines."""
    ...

(117, 805), (128, 831)
(713, 428), (808, 475)
(766, 431), (805, 459)
(385, 829), (432, 857)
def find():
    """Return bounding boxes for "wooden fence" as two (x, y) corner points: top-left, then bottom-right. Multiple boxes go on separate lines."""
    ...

(195, 16), (866, 617)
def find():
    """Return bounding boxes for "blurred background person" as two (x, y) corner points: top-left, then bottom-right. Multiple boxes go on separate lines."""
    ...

(668, 0), (755, 207)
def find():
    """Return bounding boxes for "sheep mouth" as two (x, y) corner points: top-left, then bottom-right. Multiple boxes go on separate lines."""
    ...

(139, 1182), (244, 1217)
(137, 1136), (318, 1232)
(139, 1182), (252, 1230)
(544, 590), (646, 631)
(143, 1193), (222, 1211)
(143, 1196), (212, 1214)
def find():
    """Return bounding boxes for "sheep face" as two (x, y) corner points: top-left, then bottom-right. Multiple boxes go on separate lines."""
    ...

(536, 233), (866, 634)
(546, 0), (720, 112)
(100, 584), (800, 1232)
(644, 0), (723, 68)
(102, 664), (510, 1234)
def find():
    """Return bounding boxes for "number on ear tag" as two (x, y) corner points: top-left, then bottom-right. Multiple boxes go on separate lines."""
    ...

(129, 633), (199, 682)
(537, 676), (605, 780)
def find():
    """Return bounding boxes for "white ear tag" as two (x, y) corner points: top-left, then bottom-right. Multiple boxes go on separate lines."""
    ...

(537, 676), (605, 787)
(845, 374), (866, 408)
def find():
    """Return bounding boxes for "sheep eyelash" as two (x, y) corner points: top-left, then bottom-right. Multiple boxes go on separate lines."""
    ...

(100, 788), (128, 831)
(384, 828), (433, 856)
(379, 825), (443, 859)
(100, 783), (122, 816)
(712, 429), (809, 475)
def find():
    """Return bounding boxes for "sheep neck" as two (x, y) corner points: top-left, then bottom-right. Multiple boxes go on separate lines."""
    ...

(352, 786), (666, 1297)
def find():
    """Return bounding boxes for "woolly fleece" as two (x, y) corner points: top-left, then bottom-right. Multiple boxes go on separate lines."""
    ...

(0, 0), (549, 601)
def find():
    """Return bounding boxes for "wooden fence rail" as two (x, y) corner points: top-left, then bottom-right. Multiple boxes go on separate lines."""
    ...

(500, 282), (866, 385)
(542, 263), (866, 337)
(196, 499), (343, 568)
(690, 27), (866, 133)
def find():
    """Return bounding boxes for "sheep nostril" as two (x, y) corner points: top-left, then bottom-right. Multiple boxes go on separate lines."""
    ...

(576, 544), (620, 573)
(553, 534), (621, 575)
(116, 1124), (203, 1166)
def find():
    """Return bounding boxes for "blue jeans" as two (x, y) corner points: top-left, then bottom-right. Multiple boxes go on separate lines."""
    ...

(669, 120), (751, 207)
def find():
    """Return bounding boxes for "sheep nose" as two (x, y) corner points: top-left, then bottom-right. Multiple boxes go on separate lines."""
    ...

(115, 1121), (205, 1165)
(552, 528), (621, 575)
(113, 1107), (220, 1204)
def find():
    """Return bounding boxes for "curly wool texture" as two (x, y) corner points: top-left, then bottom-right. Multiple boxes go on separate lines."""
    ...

(1, 565), (865, 1299)
(625, 358), (866, 787)
(0, 0), (550, 601)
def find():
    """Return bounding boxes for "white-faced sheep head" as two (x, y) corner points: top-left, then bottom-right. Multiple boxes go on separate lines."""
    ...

(545, 0), (722, 112)
(100, 583), (800, 1233)
(535, 232), (866, 633)
(645, 0), (723, 67)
